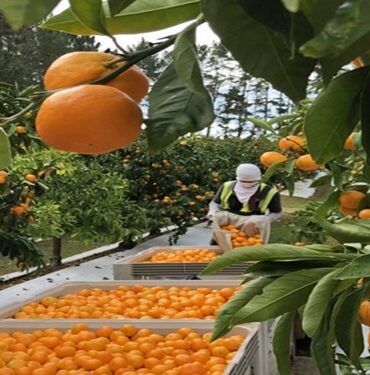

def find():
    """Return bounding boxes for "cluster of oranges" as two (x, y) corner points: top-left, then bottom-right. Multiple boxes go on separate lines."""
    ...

(147, 249), (219, 263)
(339, 190), (370, 219)
(14, 285), (237, 320)
(36, 51), (149, 155)
(0, 324), (244, 375)
(260, 135), (324, 171)
(260, 132), (358, 171)
(221, 225), (263, 248)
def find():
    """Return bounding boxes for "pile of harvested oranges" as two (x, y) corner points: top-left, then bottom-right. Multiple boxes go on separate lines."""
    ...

(0, 324), (244, 375)
(14, 285), (238, 320)
(147, 249), (219, 263)
(221, 225), (263, 248)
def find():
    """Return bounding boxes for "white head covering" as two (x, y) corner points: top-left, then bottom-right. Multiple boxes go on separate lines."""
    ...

(234, 163), (261, 204)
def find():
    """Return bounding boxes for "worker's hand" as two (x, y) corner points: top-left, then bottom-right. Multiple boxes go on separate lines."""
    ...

(206, 211), (216, 220)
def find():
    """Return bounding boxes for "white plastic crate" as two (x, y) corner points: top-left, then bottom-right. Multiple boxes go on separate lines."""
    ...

(0, 320), (261, 375)
(0, 279), (241, 319)
(113, 246), (253, 280)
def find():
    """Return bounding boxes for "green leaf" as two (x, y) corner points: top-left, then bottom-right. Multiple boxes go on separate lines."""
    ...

(335, 289), (364, 368)
(304, 67), (370, 164)
(212, 277), (273, 340)
(299, 0), (345, 32)
(305, 244), (346, 253)
(273, 312), (294, 375)
(69, 0), (108, 35)
(303, 268), (342, 337)
(315, 190), (341, 218)
(310, 174), (332, 188)
(301, 0), (370, 58)
(316, 216), (370, 243)
(310, 299), (337, 375)
(236, 0), (291, 34)
(0, 0), (61, 30)
(108, 0), (136, 16)
(320, 31), (370, 83)
(0, 128), (12, 169)
(230, 268), (334, 324)
(283, 175), (295, 196)
(282, 0), (299, 12)
(173, 26), (210, 97)
(335, 254), (370, 279)
(202, 244), (353, 275)
(285, 158), (296, 176)
(41, 0), (201, 35)
(243, 260), (340, 280)
(261, 159), (288, 183)
(146, 62), (214, 151)
(361, 74), (370, 163)
(201, 0), (316, 102)
(247, 117), (276, 133)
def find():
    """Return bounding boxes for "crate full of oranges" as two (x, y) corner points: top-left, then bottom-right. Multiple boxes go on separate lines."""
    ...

(0, 320), (261, 375)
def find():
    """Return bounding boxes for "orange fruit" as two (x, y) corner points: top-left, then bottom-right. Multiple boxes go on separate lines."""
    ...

(344, 133), (356, 150)
(44, 51), (149, 103)
(339, 191), (366, 209)
(295, 154), (323, 171)
(260, 151), (287, 167)
(0, 170), (8, 184)
(359, 209), (370, 219)
(36, 85), (143, 155)
(15, 126), (26, 134)
(24, 174), (37, 183)
(10, 204), (28, 216)
(338, 205), (358, 217)
(278, 135), (305, 152)
(353, 57), (364, 68)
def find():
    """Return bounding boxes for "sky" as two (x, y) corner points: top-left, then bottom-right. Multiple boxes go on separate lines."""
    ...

(54, 1), (219, 50)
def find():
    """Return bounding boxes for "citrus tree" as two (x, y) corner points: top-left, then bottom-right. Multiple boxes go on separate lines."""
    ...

(3, 0), (370, 373)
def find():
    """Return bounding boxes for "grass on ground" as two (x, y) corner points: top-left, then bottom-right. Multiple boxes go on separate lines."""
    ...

(0, 237), (113, 276)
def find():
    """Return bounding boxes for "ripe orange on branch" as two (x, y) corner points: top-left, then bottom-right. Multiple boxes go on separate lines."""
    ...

(278, 135), (305, 151)
(36, 85), (143, 155)
(295, 154), (323, 171)
(339, 191), (366, 209)
(44, 51), (149, 103)
(260, 151), (287, 167)
(359, 209), (370, 219)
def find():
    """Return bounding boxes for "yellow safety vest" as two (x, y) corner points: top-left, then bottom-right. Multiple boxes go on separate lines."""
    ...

(220, 181), (278, 213)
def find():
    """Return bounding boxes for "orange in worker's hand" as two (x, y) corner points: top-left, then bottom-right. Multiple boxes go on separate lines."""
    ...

(44, 51), (149, 103)
(295, 154), (323, 171)
(260, 151), (287, 167)
(36, 85), (143, 155)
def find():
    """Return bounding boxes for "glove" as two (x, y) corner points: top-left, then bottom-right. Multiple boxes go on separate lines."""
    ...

(206, 211), (216, 220)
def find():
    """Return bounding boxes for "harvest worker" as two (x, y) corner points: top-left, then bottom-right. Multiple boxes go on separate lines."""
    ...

(207, 163), (282, 222)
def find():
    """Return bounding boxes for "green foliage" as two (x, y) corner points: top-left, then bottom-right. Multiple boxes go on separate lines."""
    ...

(147, 62), (214, 150)
(41, 0), (201, 35)
(288, 201), (327, 244)
(0, 228), (44, 270)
